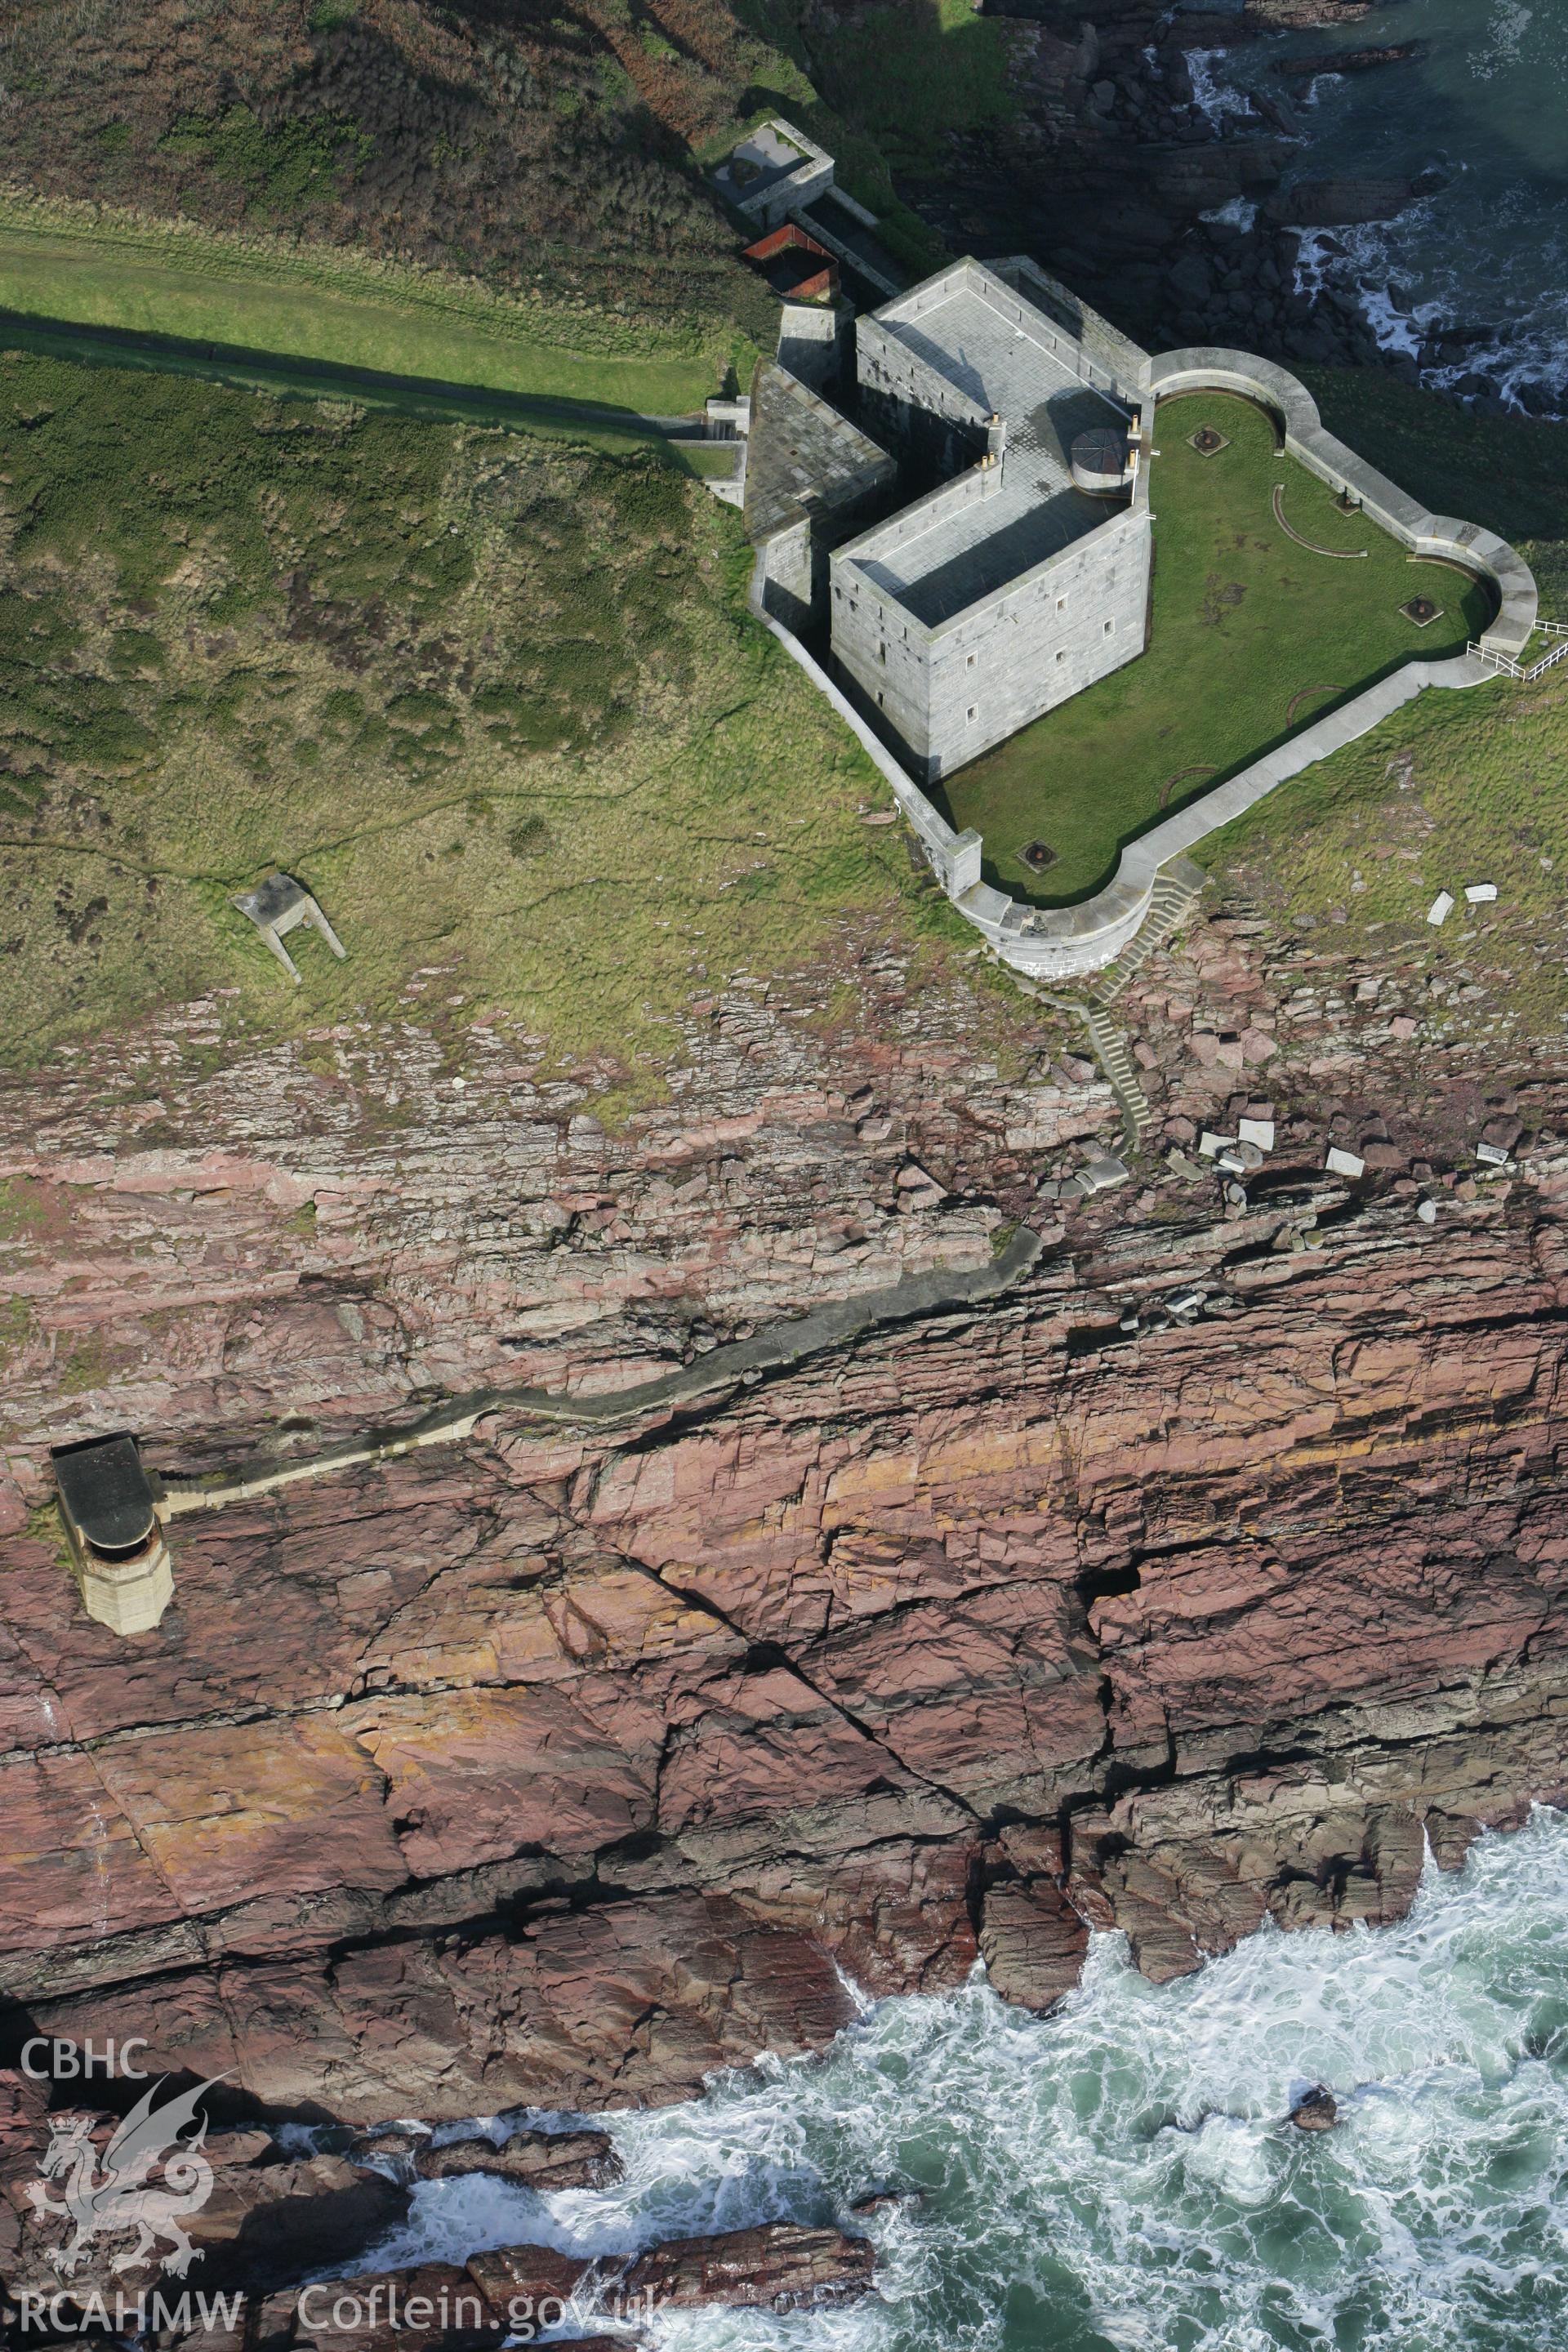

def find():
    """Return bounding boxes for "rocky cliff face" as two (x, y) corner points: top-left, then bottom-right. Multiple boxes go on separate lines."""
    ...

(2, 901), (1566, 2147)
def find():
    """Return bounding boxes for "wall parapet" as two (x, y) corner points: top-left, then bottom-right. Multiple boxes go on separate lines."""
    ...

(996, 256), (1152, 402)
(1143, 347), (1539, 655)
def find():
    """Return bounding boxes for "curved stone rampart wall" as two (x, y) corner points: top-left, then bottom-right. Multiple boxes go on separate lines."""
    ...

(1145, 348), (1538, 655)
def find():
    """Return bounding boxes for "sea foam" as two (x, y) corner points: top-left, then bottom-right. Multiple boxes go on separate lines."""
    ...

(346, 1809), (1568, 2350)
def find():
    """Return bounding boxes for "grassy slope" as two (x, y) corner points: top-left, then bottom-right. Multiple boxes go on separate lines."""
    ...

(0, 0), (768, 332)
(0, 352), (957, 1078)
(937, 394), (1491, 903)
(1202, 374), (1568, 1029)
(0, 207), (732, 415)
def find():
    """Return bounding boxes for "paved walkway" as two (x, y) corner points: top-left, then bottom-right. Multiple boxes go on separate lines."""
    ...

(161, 1227), (1045, 1519)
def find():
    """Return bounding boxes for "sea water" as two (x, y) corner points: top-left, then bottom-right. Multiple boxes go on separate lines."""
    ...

(1193, 0), (1568, 412)
(365, 1807), (1568, 2350)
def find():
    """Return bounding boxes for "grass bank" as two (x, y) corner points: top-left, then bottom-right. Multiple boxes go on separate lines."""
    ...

(1200, 376), (1568, 1030)
(936, 394), (1492, 904)
(0, 199), (738, 417)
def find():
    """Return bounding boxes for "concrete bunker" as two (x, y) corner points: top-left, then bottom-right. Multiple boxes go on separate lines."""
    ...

(234, 871), (348, 985)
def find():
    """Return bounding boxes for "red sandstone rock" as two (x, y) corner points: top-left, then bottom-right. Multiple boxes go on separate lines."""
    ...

(0, 2125), (404, 2300)
(414, 2127), (620, 2189)
(2, 923), (1568, 2196)
(621, 2222), (875, 2310)
(296, 2261), (505, 2352)
(461, 2243), (595, 2334)
(1290, 2087), (1338, 2132)
(978, 1878), (1089, 2011)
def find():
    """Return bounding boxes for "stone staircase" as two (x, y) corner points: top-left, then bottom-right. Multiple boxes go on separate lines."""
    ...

(987, 858), (1207, 1147)
(1091, 857), (1207, 1007)
(1082, 1003), (1156, 1139)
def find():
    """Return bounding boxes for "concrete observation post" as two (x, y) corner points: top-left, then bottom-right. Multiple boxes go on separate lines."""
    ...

(51, 1433), (175, 1636)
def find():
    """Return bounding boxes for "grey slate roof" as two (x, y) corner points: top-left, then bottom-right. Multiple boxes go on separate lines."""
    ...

(743, 361), (894, 543)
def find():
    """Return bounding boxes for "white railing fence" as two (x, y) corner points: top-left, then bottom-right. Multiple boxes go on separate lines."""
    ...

(1468, 621), (1568, 682)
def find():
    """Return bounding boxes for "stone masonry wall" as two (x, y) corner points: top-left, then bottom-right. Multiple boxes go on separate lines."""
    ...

(760, 515), (814, 635)
(920, 501), (1150, 778)
(857, 315), (991, 484)
(828, 465), (1005, 764)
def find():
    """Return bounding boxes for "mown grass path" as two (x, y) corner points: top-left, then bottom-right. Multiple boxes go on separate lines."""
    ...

(0, 220), (722, 426)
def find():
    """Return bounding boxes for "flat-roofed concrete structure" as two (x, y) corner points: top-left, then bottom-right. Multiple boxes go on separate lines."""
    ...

(51, 1432), (174, 1636)
(711, 118), (834, 234)
(234, 870), (347, 984)
(831, 259), (1152, 785)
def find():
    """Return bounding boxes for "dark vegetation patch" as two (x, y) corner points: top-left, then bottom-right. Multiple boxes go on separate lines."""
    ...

(0, 0), (775, 339)
(158, 104), (376, 212)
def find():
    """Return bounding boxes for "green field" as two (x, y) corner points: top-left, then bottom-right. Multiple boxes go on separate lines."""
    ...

(0, 351), (964, 1078)
(0, 212), (733, 420)
(936, 394), (1494, 905)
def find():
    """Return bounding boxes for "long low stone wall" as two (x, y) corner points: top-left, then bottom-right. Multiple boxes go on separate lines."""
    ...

(748, 545), (984, 901)
(752, 348), (1539, 979)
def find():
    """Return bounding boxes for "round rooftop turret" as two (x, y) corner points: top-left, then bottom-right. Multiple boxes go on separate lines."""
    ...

(1070, 428), (1129, 496)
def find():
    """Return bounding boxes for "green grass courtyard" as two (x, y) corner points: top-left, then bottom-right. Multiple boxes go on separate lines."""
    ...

(935, 393), (1494, 904)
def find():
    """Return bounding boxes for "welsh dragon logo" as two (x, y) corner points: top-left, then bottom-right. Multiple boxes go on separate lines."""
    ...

(27, 2076), (223, 2278)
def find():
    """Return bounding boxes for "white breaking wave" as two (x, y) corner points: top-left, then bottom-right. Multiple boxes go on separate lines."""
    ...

(1472, 0), (1535, 80)
(341, 1810), (1568, 2350)
(1265, 0), (1568, 414)
(1185, 50), (1256, 128)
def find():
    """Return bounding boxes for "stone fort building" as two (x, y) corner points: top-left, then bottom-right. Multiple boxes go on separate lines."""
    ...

(732, 138), (1535, 980)
(828, 258), (1151, 786)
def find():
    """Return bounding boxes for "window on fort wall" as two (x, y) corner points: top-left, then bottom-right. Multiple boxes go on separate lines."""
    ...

(966, 654), (976, 669)
(967, 706), (978, 723)
(1104, 620), (1115, 635)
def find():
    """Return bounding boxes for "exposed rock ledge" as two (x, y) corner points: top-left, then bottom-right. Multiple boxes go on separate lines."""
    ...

(2, 920), (1566, 2191)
